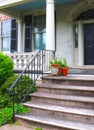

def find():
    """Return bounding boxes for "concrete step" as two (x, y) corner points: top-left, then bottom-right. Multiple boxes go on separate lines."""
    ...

(15, 114), (94, 130)
(42, 74), (94, 86)
(23, 102), (94, 124)
(37, 83), (94, 96)
(30, 92), (94, 109)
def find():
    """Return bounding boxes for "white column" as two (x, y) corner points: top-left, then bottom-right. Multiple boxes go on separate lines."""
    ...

(17, 19), (23, 52)
(78, 21), (84, 66)
(46, 0), (55, 50)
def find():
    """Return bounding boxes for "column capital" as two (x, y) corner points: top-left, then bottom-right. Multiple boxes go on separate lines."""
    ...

(46, 0), (54, 4)
(17, 18), (23, 24)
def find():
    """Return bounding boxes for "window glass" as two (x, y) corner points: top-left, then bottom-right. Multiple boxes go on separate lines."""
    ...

(1, 20), (11, 52)
(2, 37), (10, 51)
(34, 32), (46, 50)
(34, 15), (46, 50)
(75, 25), (78, 48)
(42, 32), (46, 49)
(1, 20), (11, 35)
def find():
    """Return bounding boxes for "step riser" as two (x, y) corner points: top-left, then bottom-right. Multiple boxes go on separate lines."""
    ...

(31, 97), (94, 109)
(16, 117), (69, 130)
(37, 87), (94, 96)
(16, 74), (94, 129)
(43, 79), (94, 86)
(27, 107), (94, 124)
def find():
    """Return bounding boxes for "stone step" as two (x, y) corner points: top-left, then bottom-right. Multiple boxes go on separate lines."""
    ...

(23, 102), (94, 124)
(37, 83), (94, 96)
(69, 67), (94, 75)
(15, 114), (94, 130)
(30, 92), (94, 109)
(42, 74), (94, 86)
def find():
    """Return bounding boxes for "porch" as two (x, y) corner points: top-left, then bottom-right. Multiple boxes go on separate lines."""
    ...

(7, 51), (94, 75)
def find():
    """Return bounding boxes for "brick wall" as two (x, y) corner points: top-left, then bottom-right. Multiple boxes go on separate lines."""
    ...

(0, 14), (10, 21)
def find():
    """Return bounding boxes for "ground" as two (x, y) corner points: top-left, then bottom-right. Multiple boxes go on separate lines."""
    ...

(0, 124), (34, 130)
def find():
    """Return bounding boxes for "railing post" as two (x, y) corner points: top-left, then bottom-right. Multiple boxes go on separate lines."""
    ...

(12, 87), (15, 123)
(42, 50), (44, 77)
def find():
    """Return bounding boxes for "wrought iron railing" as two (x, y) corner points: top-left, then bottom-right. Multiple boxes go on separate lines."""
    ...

(9, 50), (54, 122)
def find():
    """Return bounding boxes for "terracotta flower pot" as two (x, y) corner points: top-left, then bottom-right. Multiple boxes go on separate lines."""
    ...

(51, 64), (60, 68)
(59, 67), (68, 76)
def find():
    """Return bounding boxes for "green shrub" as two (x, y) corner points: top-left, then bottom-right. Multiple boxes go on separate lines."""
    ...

(0, 107), (13, 125)
(0, 52), (14, 84)
(0, 74), (36, 109)
(34, 128), (42, 130)
(0, 104), (30, 126)
(0, 73), (36, 126)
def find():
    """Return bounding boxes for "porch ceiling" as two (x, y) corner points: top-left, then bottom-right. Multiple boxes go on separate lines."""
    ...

(12, 0), (80, 11)
(0, 0), (81, 11)
(0, 0), (81, 18)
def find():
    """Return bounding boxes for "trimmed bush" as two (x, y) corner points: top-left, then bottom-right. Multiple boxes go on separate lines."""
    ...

(0, 52), (14, 84)
(0, 74), (36, 109)
(0, 104), (30, 126)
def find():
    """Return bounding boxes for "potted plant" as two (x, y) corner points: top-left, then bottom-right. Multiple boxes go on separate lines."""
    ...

(49, 57), (61, 76)
(49, 57), (68, 76)
(59, 58), (69, 76)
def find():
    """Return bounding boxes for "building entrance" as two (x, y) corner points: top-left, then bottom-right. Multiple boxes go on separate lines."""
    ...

(84, 23), (94, 65)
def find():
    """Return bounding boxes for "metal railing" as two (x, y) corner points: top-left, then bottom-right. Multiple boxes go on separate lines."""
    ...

(9, 50), (54, 122)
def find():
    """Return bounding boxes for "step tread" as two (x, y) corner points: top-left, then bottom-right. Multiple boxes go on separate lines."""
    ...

(30, 92), (94, 103)
(42, 74), (94, 81)
(16, 114), (94, 130)
(23, 102), (94, 116)
(37, 83), (94, 91)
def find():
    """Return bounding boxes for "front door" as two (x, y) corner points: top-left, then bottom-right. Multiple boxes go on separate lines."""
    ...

(84, 23), (94, 65)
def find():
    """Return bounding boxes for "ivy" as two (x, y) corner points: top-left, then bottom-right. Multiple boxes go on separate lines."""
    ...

(0, 104), (30, 126)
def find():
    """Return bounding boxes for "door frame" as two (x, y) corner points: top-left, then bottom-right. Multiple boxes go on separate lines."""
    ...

(74, 20), (94, 66)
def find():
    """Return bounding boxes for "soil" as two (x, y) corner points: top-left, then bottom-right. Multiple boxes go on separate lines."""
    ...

(0, 124), (34, 130)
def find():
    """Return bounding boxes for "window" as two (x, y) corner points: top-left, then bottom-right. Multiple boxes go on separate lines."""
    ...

(74, 25), (78, 48)
(34, 15), (46, 50)
(1, 20), (11, 52)
(76, 9), (94, 21)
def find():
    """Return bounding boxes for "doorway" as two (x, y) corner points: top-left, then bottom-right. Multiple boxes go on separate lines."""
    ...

(84, 23), (94, 65)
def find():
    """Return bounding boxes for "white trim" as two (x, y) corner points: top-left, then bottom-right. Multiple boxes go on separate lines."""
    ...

(17, 19), (24, 52)
(78, 21), (84, 66)
(46, 0), (55, 51)
(0, 0), (24, 7)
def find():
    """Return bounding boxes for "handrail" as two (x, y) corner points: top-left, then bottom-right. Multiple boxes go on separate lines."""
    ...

(9, 50), (43, 122)
(9, 50), (55, 122)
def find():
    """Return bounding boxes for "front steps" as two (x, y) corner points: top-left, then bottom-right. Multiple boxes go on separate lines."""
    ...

(42, 74), (94, 86)
(16, 74), (94, 130)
